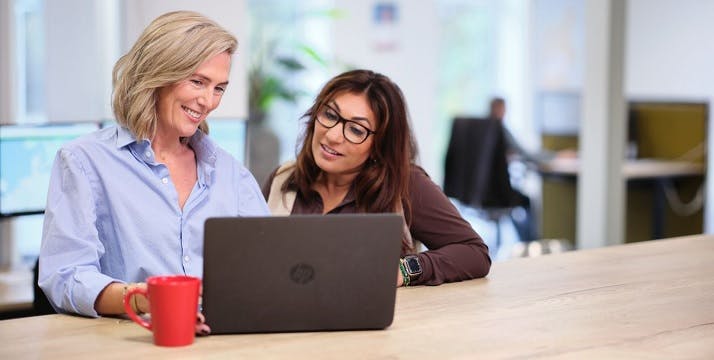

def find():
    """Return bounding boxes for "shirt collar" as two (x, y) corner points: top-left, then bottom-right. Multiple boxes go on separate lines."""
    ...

(116, 126), (154, 163)
(115, 126), (218, 187)
(188, 130), (217, 168)
(188, 130), (217, 187)
(116, 125), (138, 148)
(342, 187), (356, 206)
(302, 184), (357, 213)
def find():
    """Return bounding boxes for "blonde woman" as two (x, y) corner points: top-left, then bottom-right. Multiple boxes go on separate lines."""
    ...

(39, 11), (268, 331)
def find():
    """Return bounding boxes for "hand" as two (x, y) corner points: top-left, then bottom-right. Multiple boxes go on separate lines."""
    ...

(555, 149), (578, 159)
(196, 312), (211, 336)
(195, 284), (211, 336)
(134, 283), (149, 313)
(396, 268), (404, 287)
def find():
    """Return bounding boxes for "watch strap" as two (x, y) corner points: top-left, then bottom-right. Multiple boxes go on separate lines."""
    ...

(398, 259), (410, 286)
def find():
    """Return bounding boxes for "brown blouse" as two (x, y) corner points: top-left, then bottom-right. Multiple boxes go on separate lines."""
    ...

(262, 165), (491, 286)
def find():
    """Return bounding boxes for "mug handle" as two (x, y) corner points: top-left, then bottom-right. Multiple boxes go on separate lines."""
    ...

(124, 287), (151, 331)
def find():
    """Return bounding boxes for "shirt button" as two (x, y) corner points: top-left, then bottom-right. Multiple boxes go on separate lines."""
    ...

(184, 255), (190, 263)
(145, 151), (151, 158)
(161, 177), (168, 184)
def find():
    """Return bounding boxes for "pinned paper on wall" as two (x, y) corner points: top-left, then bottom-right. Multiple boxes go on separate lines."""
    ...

(372, 2), (398, 52)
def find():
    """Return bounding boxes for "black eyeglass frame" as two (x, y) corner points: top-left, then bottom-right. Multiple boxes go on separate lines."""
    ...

(315, 105), (377, 144)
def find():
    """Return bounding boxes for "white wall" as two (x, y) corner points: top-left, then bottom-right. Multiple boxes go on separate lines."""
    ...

(626, 0), (714, 97)
(122, 0), (249, 119)
(332, 0), (440, 177)
(625, 0), (714, 232)
(44, 0), (116, 122)
(0, 0), (13, 125)
(41, 0), (248, 123)
(1, 0), (17, 268)
(577, 0), (627, 248)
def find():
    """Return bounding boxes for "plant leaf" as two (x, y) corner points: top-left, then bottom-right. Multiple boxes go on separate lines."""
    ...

(302, 8), (346, 20)
(297, 44), (327, 67)
(276, 57), (305, 71)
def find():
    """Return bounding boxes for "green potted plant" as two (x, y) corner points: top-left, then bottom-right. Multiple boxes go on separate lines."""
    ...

(244, 7), (339, 185)
(248, 40), (326, 125)
(245, 37), (329, 186)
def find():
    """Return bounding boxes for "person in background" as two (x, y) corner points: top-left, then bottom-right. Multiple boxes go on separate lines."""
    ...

(263, 69), (491, 286)
(490, 97), (577, 165)
(39, 11), (269, 333)
(487, 96), (576, 243)
(487, 97), (548, 243)
(487, 97), (536, 242)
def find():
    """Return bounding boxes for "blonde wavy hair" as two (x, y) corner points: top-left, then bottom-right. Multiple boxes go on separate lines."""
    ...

(112, 10), (238, 140)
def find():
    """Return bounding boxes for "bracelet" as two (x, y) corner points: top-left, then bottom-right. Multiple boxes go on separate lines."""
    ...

(122, 283), (145, 314)
(399, 259), (410, 287)
(122, 284), (131, 312)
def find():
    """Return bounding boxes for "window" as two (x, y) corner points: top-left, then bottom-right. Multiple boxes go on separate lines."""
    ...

(14, 0), (46, 124)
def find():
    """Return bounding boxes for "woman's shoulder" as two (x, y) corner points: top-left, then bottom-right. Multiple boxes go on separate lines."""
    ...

(269, 161), (297, 182)
(262, 161), (296, 197)
(197, 133), (254, 177)
(195, 132), (230, 161)
(60, 126), (118, 156)
(408, 163), (432, 183)
(406, 164), (447, 200)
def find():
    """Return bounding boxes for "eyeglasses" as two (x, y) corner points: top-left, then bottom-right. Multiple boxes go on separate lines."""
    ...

(315, 105), (376, 144)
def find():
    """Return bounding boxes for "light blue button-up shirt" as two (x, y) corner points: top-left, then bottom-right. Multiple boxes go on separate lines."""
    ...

(39, 125), (269, 317)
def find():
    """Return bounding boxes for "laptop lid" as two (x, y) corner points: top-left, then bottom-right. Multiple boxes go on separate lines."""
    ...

(202, 214), (403, 334)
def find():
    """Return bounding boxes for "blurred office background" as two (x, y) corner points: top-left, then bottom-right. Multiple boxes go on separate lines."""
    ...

(1, 0), (713, 270)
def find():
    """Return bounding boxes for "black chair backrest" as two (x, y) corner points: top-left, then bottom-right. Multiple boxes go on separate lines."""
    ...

(444, 117), (514, 208)
(33, 258), (56, 315)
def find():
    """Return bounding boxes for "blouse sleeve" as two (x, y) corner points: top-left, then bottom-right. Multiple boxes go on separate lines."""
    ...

(407, 166), (491, 285)
(39, 148), (116, 317)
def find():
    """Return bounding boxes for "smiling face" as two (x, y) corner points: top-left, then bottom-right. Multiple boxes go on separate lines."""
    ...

(155, 51), (231, 140)
(311, 92), (377, 180)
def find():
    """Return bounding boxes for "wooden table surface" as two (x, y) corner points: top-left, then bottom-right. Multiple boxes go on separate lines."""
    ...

(540, 158), (705, 179)
(1, 235), (712, 359)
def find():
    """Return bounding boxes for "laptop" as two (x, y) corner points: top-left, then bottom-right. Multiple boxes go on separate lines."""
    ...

(202, 214), (403, 334)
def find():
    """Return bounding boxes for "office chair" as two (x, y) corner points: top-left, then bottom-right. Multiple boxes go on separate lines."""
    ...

(32, 258), (56, 316)
(444, 117), (528, 252)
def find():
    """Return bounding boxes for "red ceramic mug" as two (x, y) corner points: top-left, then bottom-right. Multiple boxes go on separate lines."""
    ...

(124, 275), (201, 347)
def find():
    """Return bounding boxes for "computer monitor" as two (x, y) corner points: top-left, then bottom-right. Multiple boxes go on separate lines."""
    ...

(0, 122), (99, 217)
(537, 91), (581, 136)
(0, 119), (247, 216)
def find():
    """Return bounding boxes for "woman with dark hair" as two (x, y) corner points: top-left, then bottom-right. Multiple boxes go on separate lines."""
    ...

(264, 69), (490, 286)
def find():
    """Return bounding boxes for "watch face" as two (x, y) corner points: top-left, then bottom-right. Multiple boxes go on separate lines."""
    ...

(405, 256), (422, 274)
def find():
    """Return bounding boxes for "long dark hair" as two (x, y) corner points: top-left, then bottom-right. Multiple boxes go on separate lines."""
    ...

(285, 69), (417, 221)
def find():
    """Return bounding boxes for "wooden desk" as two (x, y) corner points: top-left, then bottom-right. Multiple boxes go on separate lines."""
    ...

(539, 158), (705, 242)
(539, 158), (705, 179)
(1, 235), (712, 358)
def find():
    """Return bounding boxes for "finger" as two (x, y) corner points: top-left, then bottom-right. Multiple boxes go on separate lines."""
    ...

(195, 323), (211, 336)
(196, 312), (206, 324)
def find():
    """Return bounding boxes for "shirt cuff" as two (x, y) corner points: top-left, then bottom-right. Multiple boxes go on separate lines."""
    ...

(69, 271), (118, 317)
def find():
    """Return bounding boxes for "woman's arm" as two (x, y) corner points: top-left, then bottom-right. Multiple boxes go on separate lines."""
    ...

(94, 282), (150, 314)
(39, 147), (116, 317)
(406, 166), (492, 285)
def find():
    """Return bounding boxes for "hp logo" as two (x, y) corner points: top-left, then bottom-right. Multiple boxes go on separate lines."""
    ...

(290, 263), (315, 284)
